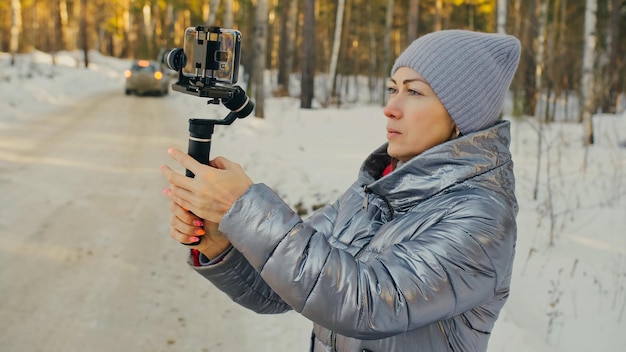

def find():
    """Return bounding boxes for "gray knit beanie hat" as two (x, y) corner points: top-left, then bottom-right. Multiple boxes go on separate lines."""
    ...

(391, 30), (521, 135)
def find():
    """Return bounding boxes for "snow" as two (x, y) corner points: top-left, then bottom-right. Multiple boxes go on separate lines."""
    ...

(1, 50), (625, 351)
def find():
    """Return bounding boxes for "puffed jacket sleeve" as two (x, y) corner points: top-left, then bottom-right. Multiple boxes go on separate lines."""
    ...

(191, 187), (341, 315)
(217, 183), (516, 339)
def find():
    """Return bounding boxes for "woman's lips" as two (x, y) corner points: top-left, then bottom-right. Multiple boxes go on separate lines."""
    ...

(387, 128), (401, 139)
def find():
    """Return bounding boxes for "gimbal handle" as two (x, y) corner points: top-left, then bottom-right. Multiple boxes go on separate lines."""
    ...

(184, 85), (254, 246)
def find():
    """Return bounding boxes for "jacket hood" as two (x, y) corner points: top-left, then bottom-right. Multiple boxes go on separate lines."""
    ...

(359, 120), (514, 213)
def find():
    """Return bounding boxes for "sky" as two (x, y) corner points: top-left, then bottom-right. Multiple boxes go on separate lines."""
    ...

(1, 50), (625, 351)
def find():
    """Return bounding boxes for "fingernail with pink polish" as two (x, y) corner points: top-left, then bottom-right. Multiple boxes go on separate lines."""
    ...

(162, 188), (170, 195)
(193, 220), (204, 227)
(189, 236), (199, 243)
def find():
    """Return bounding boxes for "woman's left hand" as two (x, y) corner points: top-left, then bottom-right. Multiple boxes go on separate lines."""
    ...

(160, 148), (253, 223)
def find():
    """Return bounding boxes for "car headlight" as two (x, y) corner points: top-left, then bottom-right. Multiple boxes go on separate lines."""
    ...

(154, 71), (163, 80)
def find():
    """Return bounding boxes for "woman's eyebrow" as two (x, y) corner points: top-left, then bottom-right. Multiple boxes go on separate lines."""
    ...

(389, 77), (429, 85)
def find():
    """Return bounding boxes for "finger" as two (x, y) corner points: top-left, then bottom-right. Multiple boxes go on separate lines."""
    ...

(170, 227), (201, 246)
(170, 202), (204, 227)
(209, 156), (234, 170)
(170, 214), (205, 238)
(168, 148), (204, 176)
(161, 165), (196, 192)
(162, 187), (193, 212)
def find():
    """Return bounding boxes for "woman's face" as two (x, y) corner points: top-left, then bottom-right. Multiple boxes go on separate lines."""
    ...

(384, 67), (457, 162)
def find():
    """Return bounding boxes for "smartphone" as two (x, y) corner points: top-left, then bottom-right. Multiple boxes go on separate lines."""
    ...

(183, 26), (241, 85)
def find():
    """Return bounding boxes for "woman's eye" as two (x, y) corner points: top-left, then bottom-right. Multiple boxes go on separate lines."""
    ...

(386, 87), (398, 95)
(407, 89), (422, 96)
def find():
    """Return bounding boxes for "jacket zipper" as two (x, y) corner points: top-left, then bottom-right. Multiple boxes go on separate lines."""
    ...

(362, 185), (372, 211)
(329, 186), (392, 352)
(361, 185), (394, 219)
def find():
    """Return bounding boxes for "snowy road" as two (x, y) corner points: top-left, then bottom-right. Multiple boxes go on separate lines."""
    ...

(0, 89), (311, 352)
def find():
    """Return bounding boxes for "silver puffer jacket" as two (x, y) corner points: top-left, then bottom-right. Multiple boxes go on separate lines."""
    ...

(193, 120), (518, 352)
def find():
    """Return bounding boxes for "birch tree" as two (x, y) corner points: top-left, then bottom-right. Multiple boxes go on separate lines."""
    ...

(532, 0), (548, 201)
(204, 0), (220, 27)
(581, 0), (597, 145)
(535, 0), (547, 118)
(223, 0), (234, 28)
(327, 0), (346, 104)
(496, 0), (507, 33)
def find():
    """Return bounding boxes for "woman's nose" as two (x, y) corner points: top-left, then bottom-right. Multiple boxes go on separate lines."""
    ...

(383, 96), (402, 119)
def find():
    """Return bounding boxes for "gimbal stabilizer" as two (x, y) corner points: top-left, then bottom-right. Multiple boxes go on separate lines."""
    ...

(163, 31), (255, 245)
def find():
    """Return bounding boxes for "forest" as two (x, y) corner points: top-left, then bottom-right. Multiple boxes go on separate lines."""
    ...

(1, 0), (624, 143)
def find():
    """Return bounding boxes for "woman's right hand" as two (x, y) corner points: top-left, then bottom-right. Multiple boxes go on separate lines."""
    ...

(168, 201), (231, 259)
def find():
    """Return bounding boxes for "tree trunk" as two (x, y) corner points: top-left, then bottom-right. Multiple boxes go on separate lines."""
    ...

(556, 0), (568, 121)
(59, 0), (69, 49)
(367, 1), (378, 104)
(535, 0), (547, 120)
(381, 0), (394, 105)
(602, 0), (620, 113)
(207, 0), (220, 27)
(142, 3), (154, 57)
(301, 0), (316, 109)
(522, 0), (538, 116)
(223, 0), (234, 28)
(10, 0), (21, 66)
(497, 0), (507, 33)
(511, 0), (523, 116)
(80, 0), (89, 68)
(434, 0), (443, 31)
(277, 0), (297, 93)
(407, 0), (419, 44)
(327, 0), (346, 103)
(580, 0), (597, 145)
(253, 0), (268, 118)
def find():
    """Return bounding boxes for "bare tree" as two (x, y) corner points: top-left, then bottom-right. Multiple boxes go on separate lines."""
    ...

(581, 0), (597, 145)
(407, 0), (420, 44)
(601, 0), (621, 113)
(9, 0), (21, 66)
(80, 0), (89, 68)
(434, 0), (443, 31)
(277, 0), (297, 94)
(367, 1), (378, 104)
(253, 0), (268, 117)
(301, 0), (316, 109)
(381, 0), (394, 105)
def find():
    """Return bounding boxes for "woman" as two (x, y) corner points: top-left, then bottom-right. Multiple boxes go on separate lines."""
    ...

(161, 30), (521, 352)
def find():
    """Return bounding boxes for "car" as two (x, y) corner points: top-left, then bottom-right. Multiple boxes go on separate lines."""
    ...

(124, 60), (170, 96)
